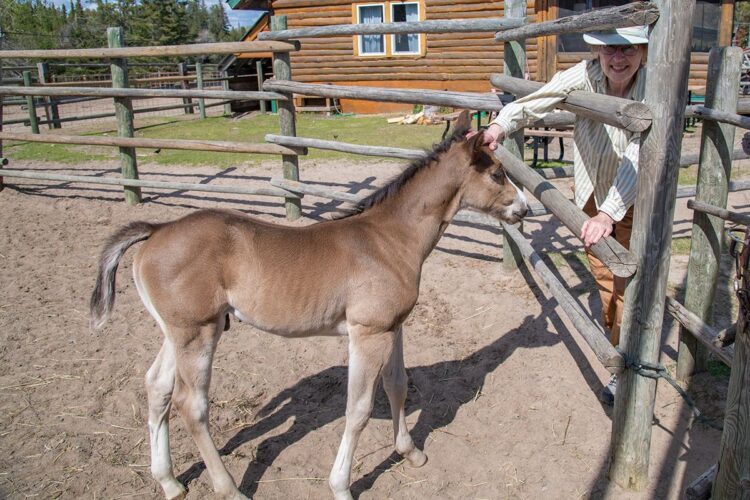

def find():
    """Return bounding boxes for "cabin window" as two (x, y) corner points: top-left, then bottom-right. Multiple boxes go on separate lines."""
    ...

(556, 0), (631, 53)
(391, 2), (420, 54)
(357, 4), (386, 56)
(693, 0), (720, 51)
(353, 1), (425, 57)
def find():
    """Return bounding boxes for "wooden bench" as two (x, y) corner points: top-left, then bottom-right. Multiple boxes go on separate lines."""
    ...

(294, 94), (337, 115)
(525, 127), (573, 168)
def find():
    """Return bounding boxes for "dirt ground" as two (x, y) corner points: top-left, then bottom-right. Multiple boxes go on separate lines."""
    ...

(0, 126), (745, 499)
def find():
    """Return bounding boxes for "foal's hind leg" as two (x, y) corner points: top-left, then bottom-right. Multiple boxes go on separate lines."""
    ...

(146, 339), (186, 499)
(170, 321), (248, 500)
(329, 327), (396, 500)
(381, 327), (426, 467)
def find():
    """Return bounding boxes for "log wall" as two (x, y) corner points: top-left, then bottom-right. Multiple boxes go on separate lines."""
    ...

(271, 0), (539, 112)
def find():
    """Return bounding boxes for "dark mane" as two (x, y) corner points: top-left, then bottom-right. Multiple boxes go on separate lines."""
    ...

(341, 122), (470, 218)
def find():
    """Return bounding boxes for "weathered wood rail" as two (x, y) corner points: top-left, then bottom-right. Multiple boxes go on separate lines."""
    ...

(257, 18), (526, 41)
(490, 73), (651, 132)
(495, 2), (659, 42)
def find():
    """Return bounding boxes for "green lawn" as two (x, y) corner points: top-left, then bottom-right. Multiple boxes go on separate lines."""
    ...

(3, 113), (448, 167)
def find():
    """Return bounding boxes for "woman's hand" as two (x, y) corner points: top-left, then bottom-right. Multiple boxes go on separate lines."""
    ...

(482, 123), (506, 150)
(581, 211), (614, 247)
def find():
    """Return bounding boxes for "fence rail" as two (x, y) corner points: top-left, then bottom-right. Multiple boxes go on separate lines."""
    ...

(0, 41), (298, 59)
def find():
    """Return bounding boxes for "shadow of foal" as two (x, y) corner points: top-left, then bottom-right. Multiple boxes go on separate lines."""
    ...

(174, 314), (557, 498)
(89, 111), (528, 500)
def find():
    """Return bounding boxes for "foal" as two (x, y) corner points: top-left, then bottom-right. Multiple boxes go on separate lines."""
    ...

(90, 111), (527, 500)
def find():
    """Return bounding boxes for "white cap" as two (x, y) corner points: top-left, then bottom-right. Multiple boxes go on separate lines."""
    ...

(583, 25), (649, 46)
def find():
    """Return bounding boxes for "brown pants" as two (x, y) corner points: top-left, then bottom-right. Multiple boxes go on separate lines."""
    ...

(583, 196), (634, 347)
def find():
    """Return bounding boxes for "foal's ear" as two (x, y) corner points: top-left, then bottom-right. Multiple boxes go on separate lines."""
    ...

(452, 110), (472, 136)
(467, 130), (495, 169)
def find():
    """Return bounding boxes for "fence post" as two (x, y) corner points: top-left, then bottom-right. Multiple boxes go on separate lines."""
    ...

(36, 62), (61, 129)
(221, 70), (232, 116)
(196, 61), (206, 119)
(677, 47), (741, 381)
(608, 0), (695, 490)
(23, 71), (40, 134)
(178, 62), (194, 114)
(271, 15), (302, 220)
(257, 60), (267, 113)
(0, 56), (4, 192)
(712, 242), (750, 497)
(501, 0), (526, 271)
(107, 27), (141, 205)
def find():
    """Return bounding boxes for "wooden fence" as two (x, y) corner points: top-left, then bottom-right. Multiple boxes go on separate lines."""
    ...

(0, 2), (748, 496)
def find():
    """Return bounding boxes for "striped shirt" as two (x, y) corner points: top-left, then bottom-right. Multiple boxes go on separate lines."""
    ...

(492, 59), (646, 221)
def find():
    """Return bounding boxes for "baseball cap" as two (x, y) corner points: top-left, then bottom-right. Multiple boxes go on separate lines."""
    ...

(583, 25), (649, 46)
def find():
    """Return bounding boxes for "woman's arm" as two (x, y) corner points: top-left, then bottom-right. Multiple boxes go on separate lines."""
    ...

(580, 137), (639, 247)
(483, 60), (589, 149)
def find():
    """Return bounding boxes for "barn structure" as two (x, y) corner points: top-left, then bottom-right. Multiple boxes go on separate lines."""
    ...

(224, 0), (736, 113)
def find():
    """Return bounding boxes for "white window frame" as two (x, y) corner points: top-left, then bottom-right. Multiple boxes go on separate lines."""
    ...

(390, 2), (421, 55)
(356, 3), (386, 57)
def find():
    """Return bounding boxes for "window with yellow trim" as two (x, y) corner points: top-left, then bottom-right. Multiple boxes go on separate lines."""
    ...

(354, 1), (423, 57)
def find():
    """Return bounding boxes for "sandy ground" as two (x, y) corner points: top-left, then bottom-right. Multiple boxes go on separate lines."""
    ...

(0, 125), (745, 499)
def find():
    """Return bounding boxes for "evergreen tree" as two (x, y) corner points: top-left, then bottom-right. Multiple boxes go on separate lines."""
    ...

(208, 1), (230, 41)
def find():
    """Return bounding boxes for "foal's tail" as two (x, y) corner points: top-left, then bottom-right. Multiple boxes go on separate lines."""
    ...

(90, 221), (157, 330)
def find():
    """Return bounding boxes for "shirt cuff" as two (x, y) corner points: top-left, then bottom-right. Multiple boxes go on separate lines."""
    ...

(491, 115), (513, 135)
(598, 198), (628, 222)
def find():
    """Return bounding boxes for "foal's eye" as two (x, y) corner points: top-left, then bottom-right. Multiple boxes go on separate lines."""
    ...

(490, 170), (505, 183)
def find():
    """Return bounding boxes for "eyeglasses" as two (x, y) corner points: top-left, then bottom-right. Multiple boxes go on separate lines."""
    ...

(601, 45), (639, 56)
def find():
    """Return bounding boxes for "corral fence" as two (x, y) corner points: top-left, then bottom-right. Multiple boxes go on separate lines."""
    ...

(0, 1), (748, 497)
(0, 55), (266, 131)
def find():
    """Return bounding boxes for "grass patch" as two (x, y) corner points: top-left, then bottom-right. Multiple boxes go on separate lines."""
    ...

(671, 237), (692, 255)
(531, 159), (573, 169)
(707, 359), (731, 379)
(3, 113), (446, 167)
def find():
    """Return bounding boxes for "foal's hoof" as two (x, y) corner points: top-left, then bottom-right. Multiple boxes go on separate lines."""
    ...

(164, 482), (187, 500)
(405, 448), (428, 468)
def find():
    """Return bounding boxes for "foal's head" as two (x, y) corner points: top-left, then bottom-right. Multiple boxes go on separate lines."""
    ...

(452, 111), (528, 224)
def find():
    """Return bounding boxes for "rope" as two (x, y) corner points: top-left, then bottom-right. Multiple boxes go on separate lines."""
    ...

(617, 348), (724, 431)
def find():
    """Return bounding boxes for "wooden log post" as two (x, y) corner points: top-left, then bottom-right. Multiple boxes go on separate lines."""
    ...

(36, 62), (61, 129)
(23, 71), (40, 134)
(271, 15), (301, 220)
(257, 60), (267, 113)
(178, 62), (194, 114)
(502, 0), (526, 272)
(196, 61), (206, 120)
(107, 27), (141, 205)
(677, 47), (741, 381)
(608, 0), (695, 489)
(221, 70), (231, 116)
(0, 56), (3, 192)
(712, 246), (750, 497)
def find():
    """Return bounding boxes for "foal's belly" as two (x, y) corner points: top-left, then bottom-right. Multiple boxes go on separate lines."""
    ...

(230, 306), (349, 338)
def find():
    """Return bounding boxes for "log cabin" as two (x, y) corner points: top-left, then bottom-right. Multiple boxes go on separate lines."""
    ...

(224, 0), (735, 113)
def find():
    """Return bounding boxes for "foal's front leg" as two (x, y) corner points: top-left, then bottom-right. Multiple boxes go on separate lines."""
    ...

(329, 327), (396, 500)
(381, 327), (426, 467)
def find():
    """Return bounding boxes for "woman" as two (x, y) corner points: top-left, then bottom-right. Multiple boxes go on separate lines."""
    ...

(483, 25), (649, 404)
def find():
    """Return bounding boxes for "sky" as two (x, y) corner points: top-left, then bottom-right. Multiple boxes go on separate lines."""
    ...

(46, 0), (265, 30)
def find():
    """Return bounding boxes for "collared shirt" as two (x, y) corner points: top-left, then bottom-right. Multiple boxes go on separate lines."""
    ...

(492, 59), (646, 221)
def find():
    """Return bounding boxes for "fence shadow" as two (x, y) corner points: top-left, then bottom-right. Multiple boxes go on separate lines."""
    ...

(175, 313), (560, 497)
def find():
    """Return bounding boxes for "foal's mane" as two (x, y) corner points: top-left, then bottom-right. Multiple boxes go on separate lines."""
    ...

(342, 122), (471, 218)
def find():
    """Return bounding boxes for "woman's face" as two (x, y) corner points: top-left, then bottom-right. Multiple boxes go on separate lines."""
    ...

(598, 45), (645, 87)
